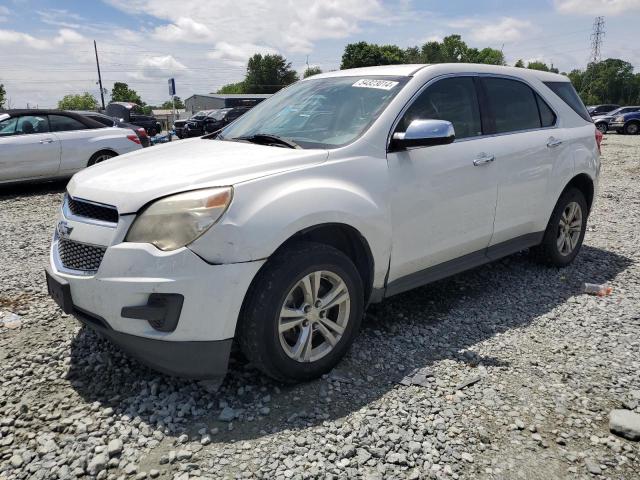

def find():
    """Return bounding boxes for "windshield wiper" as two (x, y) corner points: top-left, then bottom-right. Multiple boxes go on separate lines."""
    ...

(233, 133), (301, 149)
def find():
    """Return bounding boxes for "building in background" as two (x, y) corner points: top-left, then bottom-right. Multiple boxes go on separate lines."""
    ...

(184, 94), (271, 114)
(152, 109), (187, 131)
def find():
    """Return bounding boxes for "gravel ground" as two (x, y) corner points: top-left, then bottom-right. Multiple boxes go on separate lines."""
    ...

(1, 134), (639, 480)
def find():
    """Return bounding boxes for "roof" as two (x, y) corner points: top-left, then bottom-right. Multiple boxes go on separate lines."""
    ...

(310, 63), (569, 82)
(185, 93), (272, 100)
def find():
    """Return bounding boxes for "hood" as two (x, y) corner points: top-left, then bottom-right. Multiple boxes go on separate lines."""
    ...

(67, 138), (328, 213)
(592, 115), (612, 121)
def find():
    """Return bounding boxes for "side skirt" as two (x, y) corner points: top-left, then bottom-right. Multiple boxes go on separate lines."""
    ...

(384, 232), (544, 298)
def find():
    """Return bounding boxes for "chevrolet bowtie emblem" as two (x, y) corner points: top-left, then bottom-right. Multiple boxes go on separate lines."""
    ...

(56, 220), (73, 239)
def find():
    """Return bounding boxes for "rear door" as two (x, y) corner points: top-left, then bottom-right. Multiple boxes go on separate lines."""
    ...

(48, 114), (97, 174)
(0, 114), (61, 182)
(480, 76), (569, 249)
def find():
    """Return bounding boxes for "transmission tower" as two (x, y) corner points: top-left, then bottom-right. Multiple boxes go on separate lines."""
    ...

(588, 16), (605, 65)
(582, 16), (605, 101)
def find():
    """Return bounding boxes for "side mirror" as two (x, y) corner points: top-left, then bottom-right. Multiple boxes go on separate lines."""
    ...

(391, 119), (455, 150)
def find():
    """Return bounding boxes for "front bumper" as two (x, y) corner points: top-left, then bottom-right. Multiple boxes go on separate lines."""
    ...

(609, 122), (625, 129)
(48, 207), (264, 378)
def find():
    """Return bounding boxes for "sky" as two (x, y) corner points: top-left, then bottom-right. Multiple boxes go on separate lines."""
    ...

(0, 0), (639, 108)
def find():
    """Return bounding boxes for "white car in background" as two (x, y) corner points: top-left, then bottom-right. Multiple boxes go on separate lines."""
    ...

(0, 110), (143, 185)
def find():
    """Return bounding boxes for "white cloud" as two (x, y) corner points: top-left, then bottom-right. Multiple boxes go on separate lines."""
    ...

(0, 28), (51, 49)
(555, 0), (640, 15)
(54, 28), (85, 45)
(450, 17), (533, 43)
(104, 0), (388, 53)
(208, 42), (278, 67)
(140, 55), (187, 77)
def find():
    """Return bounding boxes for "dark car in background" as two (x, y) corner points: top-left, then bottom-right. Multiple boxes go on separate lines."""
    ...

(609, 110), (640, 135)
(203, 107), (252, 134)
(592, 106), (640, 133)
(76, 111), (151, 147)
(181, 110), (216, 138)
(105, 102), (162, 136)
(587, 104), (620, 117)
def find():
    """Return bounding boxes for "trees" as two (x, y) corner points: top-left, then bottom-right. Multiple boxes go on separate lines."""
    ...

(159, 96), (185, 109)
(303, 66), (323, 78)
(111, 82), (143, 105)
(340, 35), (505, 69)
(0, 83), (5, 109)
(57, 92), (99, 110)
(244, 54), (299, 94)
(215, 54), (298, 94)
(574, 58), (639, 105)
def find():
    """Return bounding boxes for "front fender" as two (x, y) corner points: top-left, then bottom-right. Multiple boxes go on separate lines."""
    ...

(188, 158), (391, 288)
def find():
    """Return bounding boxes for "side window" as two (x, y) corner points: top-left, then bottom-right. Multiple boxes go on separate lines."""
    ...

(16, 115), (50, 135)
(0, 117), (18, 137)
(398, 76), (482, 140)
(49, 115), (87, 132)
(535, 93), (556, 127)
(482, 77), (541, 133)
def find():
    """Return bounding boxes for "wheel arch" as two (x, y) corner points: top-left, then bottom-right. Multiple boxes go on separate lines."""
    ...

(563, 173), (594, 213)
(88, 149), (118, 166)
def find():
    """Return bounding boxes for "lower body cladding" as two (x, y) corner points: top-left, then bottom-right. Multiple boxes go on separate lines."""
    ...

(47, 241), (264, 379)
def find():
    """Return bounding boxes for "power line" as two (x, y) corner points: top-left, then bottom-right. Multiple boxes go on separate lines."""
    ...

(589, 16), (605, 65)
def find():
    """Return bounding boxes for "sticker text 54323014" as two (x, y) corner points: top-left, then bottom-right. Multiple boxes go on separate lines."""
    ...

(352, 79), (399, 90)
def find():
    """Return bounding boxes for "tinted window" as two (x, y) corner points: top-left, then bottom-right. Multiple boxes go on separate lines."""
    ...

(89, 115), (115, 127)
(536, 94), (556, 127)
(398, 76), (482, 139)
(544, 81), (591, 122)
(0, 117), (18, 137)
(482, 77), (540, 134)
(16, 115), (49, 135)
(49, 115), (87, 132)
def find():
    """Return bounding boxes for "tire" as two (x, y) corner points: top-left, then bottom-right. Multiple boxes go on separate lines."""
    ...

(531, 187), (588, 267)
(238, 241), (364, 383)
(624, 122), (639, 135)
(616, 129), (624, 134)
(595, 122), (608, 134)
(87, 151), (116, 166)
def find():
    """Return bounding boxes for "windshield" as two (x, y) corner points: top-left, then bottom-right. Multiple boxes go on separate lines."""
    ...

(220, 76), (409, 149)
(208, 110), (226, 120)
(193, 111), (207, 119)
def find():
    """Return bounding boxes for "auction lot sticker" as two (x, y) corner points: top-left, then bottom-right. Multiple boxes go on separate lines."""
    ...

(352, 79), (399, 90)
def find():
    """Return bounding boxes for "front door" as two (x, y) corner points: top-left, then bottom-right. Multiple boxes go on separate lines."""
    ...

(0, 114), (60, 182)
(386, 76), (498, 293)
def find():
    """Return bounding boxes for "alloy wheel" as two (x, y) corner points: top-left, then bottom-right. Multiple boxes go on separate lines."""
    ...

(557, 201), (583, 256)
(278, 270), (350, 363)
(93, 153), (113, 164)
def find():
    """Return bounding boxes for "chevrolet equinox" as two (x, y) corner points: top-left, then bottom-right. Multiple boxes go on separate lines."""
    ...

(46, 64), (601, 383)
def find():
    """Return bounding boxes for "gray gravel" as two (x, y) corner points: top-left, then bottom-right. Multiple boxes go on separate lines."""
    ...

(1, 134), (639, 479)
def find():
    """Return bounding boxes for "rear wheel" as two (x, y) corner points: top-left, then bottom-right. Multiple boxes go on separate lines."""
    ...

(531, 188), (588, 267)
(88, 151), (116, 166)
(238, 242), (364, 383)
(624, 122), (639, 135)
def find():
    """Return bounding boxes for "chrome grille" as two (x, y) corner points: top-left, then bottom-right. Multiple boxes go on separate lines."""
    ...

(57, 238), (106, 272)
(67, 196), (118, 224)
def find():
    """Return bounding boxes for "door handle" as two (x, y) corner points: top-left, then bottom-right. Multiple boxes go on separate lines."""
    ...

(473, 153), (495, 166)
(39, 138), (54, 144)
(547, 137), (563, 148)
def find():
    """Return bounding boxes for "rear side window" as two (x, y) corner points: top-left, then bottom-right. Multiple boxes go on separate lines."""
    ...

(535, 94), (556, 127)
(482, 77), (540, 134)
(543, 81), (591, 122)
(399, 76), (482, 139)
(49, 115), (87, 132)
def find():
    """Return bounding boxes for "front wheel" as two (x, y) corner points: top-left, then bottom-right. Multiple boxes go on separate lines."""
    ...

(531, 187), (588, 267)
(596, 122), (608, 134)
(238, 242), (364, 383)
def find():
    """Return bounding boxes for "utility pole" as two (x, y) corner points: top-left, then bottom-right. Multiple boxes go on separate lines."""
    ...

(583, 16), (605, 101)
(94, 40), (105, 110)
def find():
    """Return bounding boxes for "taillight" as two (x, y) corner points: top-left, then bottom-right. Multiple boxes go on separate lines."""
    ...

(137, 128), (148, 138)
(595, 127), (603, 154)
(127, 134), (141, 145)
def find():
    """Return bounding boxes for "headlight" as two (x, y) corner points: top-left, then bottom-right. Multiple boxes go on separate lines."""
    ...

(126, 187), (233, 251)
(614, 116), (624, 122)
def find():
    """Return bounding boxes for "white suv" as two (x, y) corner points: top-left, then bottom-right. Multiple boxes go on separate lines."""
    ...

(46, 64), (600, 383)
